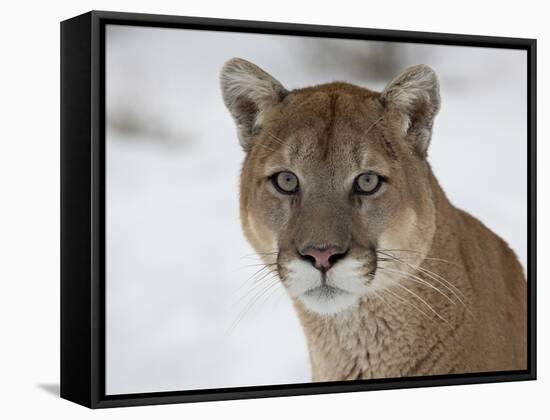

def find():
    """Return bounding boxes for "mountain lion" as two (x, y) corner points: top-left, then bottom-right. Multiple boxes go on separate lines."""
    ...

(220, 58), (527, 380)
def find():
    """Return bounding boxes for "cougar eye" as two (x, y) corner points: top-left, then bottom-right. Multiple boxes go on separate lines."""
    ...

(272, 171), (299, 194)
(354, 172), (382, 195)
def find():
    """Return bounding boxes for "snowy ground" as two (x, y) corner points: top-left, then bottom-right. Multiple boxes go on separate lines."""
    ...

(105, 25), (527, 395)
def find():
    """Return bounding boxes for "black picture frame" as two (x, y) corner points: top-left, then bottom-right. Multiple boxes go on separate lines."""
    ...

(60, 10), (537, 409)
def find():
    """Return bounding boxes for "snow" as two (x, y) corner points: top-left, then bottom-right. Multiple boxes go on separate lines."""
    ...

(105, 25), (527, 394)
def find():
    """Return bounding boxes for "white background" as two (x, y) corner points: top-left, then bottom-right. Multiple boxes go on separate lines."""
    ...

(104, 25), (526, 394)
(0, 0), (547, 418)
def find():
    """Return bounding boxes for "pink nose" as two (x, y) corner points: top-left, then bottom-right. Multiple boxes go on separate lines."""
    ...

(301, 247), (347, 272)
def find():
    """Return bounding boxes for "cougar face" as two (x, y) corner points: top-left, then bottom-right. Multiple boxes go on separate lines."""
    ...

(221, 59), (440, 315)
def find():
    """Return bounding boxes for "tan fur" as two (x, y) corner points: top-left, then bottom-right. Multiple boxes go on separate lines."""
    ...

(221, 58), (526, 380)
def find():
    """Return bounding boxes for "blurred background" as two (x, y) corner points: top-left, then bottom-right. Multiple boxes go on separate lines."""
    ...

(105, 25), (527, 395)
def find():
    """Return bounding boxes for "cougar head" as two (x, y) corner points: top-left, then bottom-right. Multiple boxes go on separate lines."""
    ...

(221, 58), (440, 315)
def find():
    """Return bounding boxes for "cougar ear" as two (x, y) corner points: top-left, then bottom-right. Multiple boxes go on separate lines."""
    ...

(220, 58), (288, 151)
(380, 64), (441, 158)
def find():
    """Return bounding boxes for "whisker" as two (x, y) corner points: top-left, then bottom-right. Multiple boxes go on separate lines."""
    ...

(234, 263), (277, 297)
(239, 251), (278, 260)
(377, 250), (467, 302)
(237, 268), (279, 300)
(245, 276), (280, 309)
(381, 276), (450, 325)
(395, 283), (449, 324)
(238, 262), (276, 282)
(226, 276), (280, 335)
(373, 290), (401, 321)
(378, 252), (473, 320)
(377, 249), (458, 266)
(413, 265), (467, 300)
(378, 266), (457, 306)
(255, 279), (283, 310)
(379, 288), (433, 322)
(242, 277), (279, 313)
(238, 262), (278, 270)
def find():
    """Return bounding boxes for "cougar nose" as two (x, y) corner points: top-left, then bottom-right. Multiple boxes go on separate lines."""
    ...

(300, 246), (348, 272)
